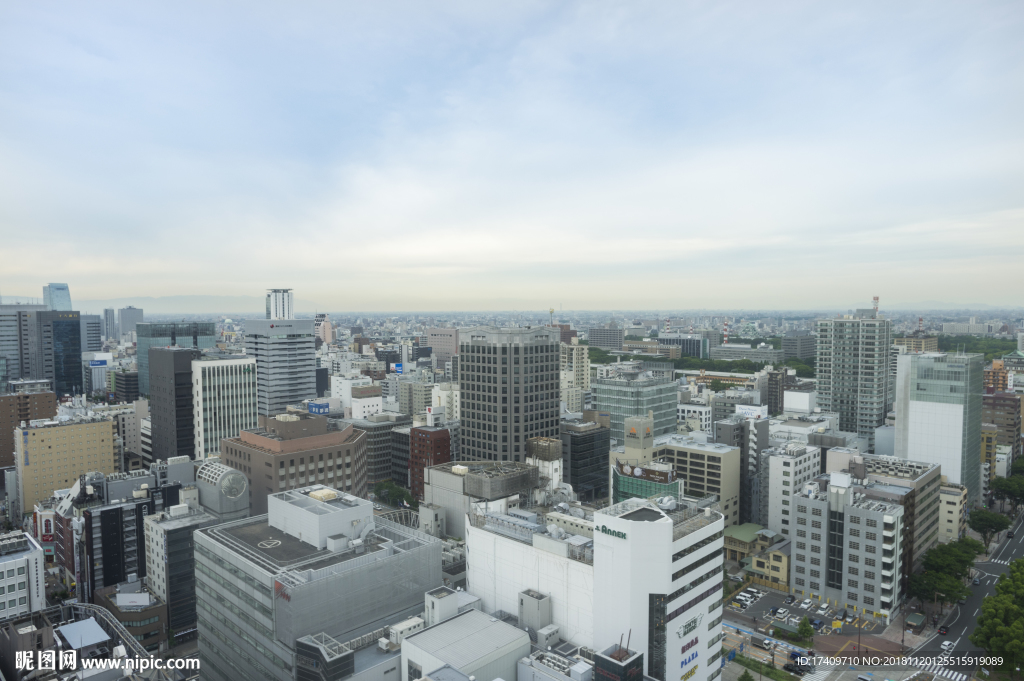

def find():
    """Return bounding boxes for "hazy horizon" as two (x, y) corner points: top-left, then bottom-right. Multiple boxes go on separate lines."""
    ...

(2, 2), (1022, 310)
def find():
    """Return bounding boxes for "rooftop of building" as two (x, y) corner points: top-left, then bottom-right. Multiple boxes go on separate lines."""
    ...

(94, 577), (164, 613)
(0, 531), (42, 560)
(432, 460), (536, 479)
(16, 414), (113, 430)
(613, 432), (738, 455)
(404, 609), (529, 665)
(598, 494), (722, 541)
(145, 504), (216, 531)
(798, 474), (905, 515)
(724, 523), (765, 544)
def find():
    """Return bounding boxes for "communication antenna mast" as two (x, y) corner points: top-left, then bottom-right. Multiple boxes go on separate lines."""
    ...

(723, 320), (729, 345)
(918, 317), (923, 333)
(549, 308), (555, 325)
(873, 296), (879, 314)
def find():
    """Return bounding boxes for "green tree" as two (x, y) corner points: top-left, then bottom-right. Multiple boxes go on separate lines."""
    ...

(992, 476), (1014, 512)
(709, 380), (729, 392)
(921, 541), (976, 581)
(739, 671), (756, 681)
(1011, 459), (1024, 478)
(1004, 476), (1024, 515)
(797, 616), (814, 641)
(970, 561), (1024, 658)
(969, 509), (1012, 552)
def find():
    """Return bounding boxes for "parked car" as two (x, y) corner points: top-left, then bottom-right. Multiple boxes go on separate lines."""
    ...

(799, 598), (813, 609)
(783, 664), (806, 676)
(776, 608), (790, 619)
(845, 612), (857, 623)
(770, 607), (780, 616)
(810, 619), (824, 630)
(816, 603), (829, 615)
(785, 595), (796, 605)
(938, 626), (948, 635)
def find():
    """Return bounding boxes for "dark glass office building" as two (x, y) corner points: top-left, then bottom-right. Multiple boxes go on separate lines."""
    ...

(136, 322), (217, 395)
(36, 311), (83, 395)
(560, 419), (611, 501)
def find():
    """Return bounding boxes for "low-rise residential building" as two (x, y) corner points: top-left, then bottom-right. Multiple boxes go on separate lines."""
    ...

(894, 336), (939, 353)
(746, 535), (791, 592)
(938, 482), (968, 544)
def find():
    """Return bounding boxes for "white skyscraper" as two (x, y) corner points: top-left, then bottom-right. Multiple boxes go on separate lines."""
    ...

(192, 353), (259, 459)
(266, 288), (294, 320)
(42, 283), (72, 311)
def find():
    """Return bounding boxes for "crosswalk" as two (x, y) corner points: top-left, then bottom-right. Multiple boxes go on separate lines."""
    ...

(798, 665), (835, 681)
(986, 559), (1011, 565)
(917, 663), (969, 681)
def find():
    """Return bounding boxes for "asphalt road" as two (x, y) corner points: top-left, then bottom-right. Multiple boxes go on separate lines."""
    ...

(914, 512), (1024, 667)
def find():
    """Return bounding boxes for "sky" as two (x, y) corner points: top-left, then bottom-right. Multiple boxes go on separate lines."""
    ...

(1, 1), (1022, 312)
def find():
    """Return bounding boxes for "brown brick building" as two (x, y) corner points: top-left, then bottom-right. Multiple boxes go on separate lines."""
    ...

(0, 380), (56, 468)
(220, 413), (367, 514)
(409, 426), (451, 498)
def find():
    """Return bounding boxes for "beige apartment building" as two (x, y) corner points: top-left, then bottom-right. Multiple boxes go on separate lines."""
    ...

(14, 416), (119, 516)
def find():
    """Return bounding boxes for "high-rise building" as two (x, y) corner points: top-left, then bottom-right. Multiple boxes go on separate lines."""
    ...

(398, 380), (434, 416)
(149, 347), (202, 461)
(34, 311), (82, 395)
(458, 326), (561, 462)
(981, 423), (998, 498)
(587, 324), (624, 351)
(894, 352), (984, 504)
(815, 309), (893, 451)
(195, 486), (441, 681)
(117, 306), (144, 338)
(782, 330), (815, 360)
(136, 321), (216, 395)
(593, 370), (676, 439)
(559, 419), (610, 501)
(984, 360), (1009, 392)
(79, 314), (102, 352)
(765, 367), (785, 416)
(894, 336), (939, 353)
(219, 413), (367, 514)
(313, 312), (332, 344)
(559, 341), (590, 411)
(427, 328), (459, 364)
(42, 283), (72, 311)
(982, 392), (1023, 463)
(14, 416), (119, 516)
(114, 370), (140, 403)
(102, 308), (117, 340)
(265, 288), (294, 320)
(192, 353), (258, 460)
(790, 472), (904, 623)
(342, 412), (412, 486)
(0, 380), (56, 469)
(244, 318), (316, 416)
(0, 304), (48, 383)
(714, 414), (769, 525)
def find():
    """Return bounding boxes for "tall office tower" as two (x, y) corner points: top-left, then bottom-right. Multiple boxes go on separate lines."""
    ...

(714, 414), (769, 525)
(102, 308), (117, 340)
(79, 314), (102, 352)
(313, 312), (332, 344)
(894, 352), (984, 504)
(458, 326), (560, 462)
(0, 380), (56, 468)
(34, 311), (82, 394)
(149, 347), (202, 461)
(587, 323), (624, 350)
(0, 304), (48, 382)
(559, 341), (590, 408)
(136, 321), (216, 395)
(593, 369), (676, 439)
(266, 288), (294, 320)
(117, 305), (144, 339)
(42, 283), (72, 311)
(192, 353), (258, 460)
(815, 308), (893, 451)
(244, 319), (316, 416)
(114, 370), (140, 403)
(782, 329), (815, 360)
(426, 328), (459, 364)
(195, 487), (440, 681)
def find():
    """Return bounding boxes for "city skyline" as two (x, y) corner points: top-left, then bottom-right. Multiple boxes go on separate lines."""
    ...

(2, 2), (1022, 310)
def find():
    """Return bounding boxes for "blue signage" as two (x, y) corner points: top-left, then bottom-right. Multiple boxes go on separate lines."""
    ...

(392, 363), (403, 374)
(89, 360), (108, 367)
(308, 402), (330, 415)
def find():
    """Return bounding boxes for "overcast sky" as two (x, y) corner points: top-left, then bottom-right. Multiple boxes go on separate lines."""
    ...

(1, 2), (1022, 312)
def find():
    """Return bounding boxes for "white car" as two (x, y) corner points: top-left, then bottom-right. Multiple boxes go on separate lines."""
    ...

(800, 599), (813, 609)
(816, 604), (829, 615)
(940, 641), (955, 652)
(776, 608), (790, 619)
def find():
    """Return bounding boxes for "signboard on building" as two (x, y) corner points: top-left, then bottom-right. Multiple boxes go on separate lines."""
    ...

(736, 404), (768, 419)
(308, 402), (330, 415)
(391, 363), (403, 374)
(617, 461), (675, 484)
(89, 360), (107, 367)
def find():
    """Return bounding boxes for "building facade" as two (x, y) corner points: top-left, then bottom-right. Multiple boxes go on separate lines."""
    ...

(593, 372), (676, 440)
(764, 444), (822, 537)
(244, 318), (316, 416)
(894, 352), (984, 504)
(265, 288), (294, 320)
(79, 315), (102, 352)
(149, 347), (201, 461)
(192, 354), (258, 460)
(587, 325), (625, 351)
(136, 322), (216, 395)
(42, 284), (72, 311)
(103, 308), (117, 340)
(0, 380), (56, 468)
(982, 392), (1022, 463)
(35, 311), (83, 395)
(117, 306), (144, 339)
(409, 427), (452, 498)
(782, 330), (815, 361)
(894, 336), (939, 353)
(458, 327), (561, 462)
(0, 532), (46, 618)
(816, 309), (893, 452)
(560, 419), (611, 502)
(342, 413), (412, 486)
(427, 328), (460, 364)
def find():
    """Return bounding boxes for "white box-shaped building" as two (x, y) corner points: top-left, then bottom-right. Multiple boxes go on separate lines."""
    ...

(401, 609), (530, 681)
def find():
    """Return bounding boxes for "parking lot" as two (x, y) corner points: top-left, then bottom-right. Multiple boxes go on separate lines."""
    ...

(725, 587), (884, 635)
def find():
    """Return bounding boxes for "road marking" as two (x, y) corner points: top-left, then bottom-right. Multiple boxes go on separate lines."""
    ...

(974, 608), (979, 616)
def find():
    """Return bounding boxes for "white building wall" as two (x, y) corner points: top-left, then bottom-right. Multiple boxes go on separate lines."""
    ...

(464, 521), (594, 646)
(431, 384), (460, 420)
(193, 357), (258, 460)
(593, 507), (724, 681)
(677, 404), (712, 432)
(0, 536), (46, 616)
(332, 376), (373, 409)
(767, 447), (821, 536)
(903, 401), (964, 483)
(351, 396), (383, 420)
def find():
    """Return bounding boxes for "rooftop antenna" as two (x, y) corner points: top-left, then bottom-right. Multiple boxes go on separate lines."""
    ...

(873, 296), (879, 314)
(549, 308), (555, 326)
(918, 317), (923, 333)
(723, 320), (729, 345)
